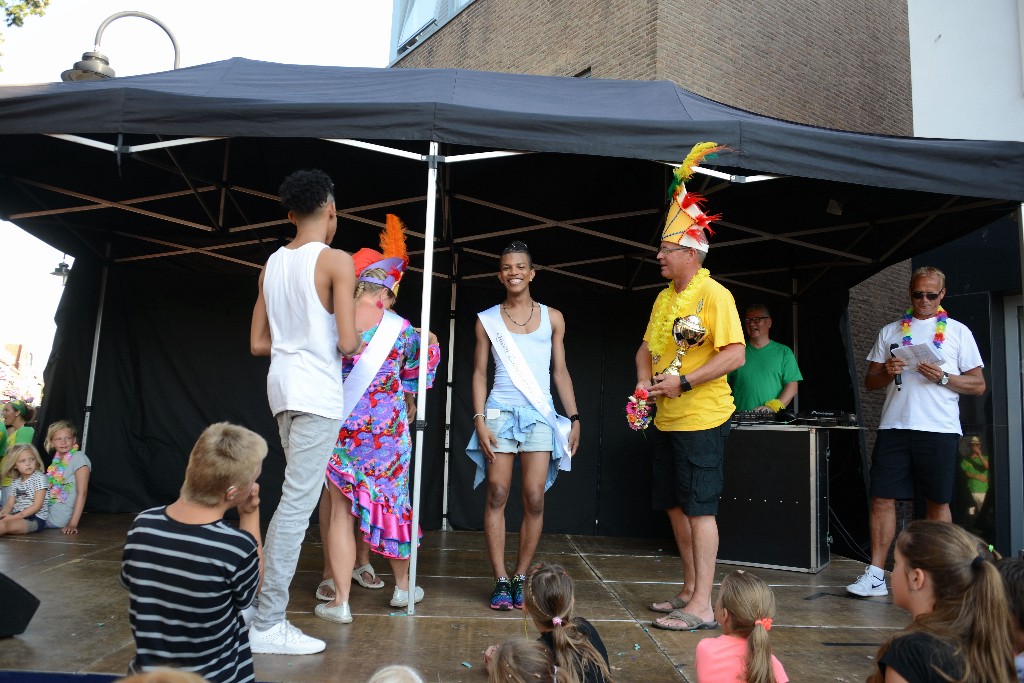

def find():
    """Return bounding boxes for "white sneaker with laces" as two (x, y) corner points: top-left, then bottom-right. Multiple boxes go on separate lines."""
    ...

(846, 567), (888, 597)
(249, 620), (326, 655)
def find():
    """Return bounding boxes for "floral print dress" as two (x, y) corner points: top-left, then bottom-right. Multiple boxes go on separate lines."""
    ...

(326, 318), (440, 559)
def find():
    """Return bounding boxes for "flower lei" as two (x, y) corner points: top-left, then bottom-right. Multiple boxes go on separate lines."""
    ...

(46, 449), (75, 505)
(901, 306), (947, 349)
(626, 387), (652, 431)
(647, 268), (710, 363)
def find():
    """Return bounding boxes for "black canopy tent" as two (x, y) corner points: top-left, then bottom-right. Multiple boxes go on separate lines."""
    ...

(3, 58), (1024, 586)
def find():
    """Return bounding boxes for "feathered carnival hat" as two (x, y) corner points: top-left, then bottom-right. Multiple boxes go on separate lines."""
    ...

(353, 214), (409, 296)
(662, 142), (727, 253)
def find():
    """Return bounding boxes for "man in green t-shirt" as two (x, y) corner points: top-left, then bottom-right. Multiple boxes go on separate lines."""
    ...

(728, 304), (803, 413)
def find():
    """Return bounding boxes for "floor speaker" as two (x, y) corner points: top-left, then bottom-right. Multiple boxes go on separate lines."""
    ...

(0, 571), (40, 637)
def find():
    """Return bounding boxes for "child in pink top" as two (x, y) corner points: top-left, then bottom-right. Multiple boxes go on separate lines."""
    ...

(695, 570), (788, 683)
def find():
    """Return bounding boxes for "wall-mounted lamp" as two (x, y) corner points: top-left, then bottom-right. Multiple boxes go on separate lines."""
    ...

(61, 11), (180, 81)
(51, 257), (71, 285)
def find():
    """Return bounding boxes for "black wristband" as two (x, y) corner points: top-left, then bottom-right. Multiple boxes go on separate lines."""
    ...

(680, 375), (693, 392)
(569, 414), (580, 423)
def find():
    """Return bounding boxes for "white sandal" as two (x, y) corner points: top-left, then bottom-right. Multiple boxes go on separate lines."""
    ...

(353, 563), (385, 590)
(315, 578), (336, 601)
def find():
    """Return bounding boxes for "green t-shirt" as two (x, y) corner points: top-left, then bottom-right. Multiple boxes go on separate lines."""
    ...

(960, 454), (989, 494)
(728, 340), (803, 412)
(1, 426), (36, 488)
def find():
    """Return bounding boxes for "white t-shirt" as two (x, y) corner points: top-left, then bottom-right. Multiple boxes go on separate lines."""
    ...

(868, 315), (984, 435)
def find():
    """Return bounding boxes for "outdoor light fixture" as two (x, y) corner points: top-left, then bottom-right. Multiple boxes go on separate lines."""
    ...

(50, 257), (71, 285)
(61, 11), (180, 82)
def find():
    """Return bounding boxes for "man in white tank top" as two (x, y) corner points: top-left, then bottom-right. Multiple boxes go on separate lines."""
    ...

(248, 169), (362, 655)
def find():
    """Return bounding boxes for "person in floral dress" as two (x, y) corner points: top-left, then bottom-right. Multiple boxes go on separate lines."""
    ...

(315, 215), (440, 624)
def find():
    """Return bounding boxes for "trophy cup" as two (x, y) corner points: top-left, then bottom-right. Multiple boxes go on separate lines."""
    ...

(662, 315), (708, 375)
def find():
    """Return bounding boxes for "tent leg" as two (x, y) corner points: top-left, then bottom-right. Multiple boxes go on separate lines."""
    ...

(408, 142), (440, 616)
(80, 242), (110, 452)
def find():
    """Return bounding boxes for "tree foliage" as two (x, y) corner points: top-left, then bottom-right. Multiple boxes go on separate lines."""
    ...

(0, 1), (52, 71)
(2, 0), (51, 28)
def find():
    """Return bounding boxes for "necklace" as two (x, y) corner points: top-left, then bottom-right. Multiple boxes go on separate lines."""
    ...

(647, 268), (710, 363)
(503, 301), (535, 328)
(901, 306), (948, 349)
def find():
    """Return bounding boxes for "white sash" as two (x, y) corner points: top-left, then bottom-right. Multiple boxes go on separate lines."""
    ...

(478, 306), (572, 468)
(342, 310), (404, 423)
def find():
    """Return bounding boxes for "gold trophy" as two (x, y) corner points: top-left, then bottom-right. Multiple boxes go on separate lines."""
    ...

(662, 315), (708, 375)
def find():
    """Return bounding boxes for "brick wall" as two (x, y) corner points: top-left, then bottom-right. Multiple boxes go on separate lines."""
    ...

(395, 0), (913, 135)
(848, 261), (913, 460)
(395, 0), (659, 80)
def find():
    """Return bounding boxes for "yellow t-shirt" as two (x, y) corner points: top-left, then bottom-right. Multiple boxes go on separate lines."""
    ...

(643, 276), (744, 431)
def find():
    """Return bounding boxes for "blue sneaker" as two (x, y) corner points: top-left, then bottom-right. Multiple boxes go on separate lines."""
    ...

(511, 574), (526, 609)
(490, 577), (513, 610)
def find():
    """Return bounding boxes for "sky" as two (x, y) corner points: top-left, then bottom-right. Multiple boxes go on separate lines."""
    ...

(0, 1), (394, 371)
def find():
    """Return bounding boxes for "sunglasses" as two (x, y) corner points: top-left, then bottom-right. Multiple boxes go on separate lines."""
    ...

(911, 291), (941, 301)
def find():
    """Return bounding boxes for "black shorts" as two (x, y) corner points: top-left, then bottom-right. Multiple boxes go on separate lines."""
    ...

(869, 429), (959, 503)
(650, 421), (732, 516)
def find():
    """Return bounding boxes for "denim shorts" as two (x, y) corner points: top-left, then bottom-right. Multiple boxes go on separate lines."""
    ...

(487, 410), (555, 454)
(21, 514), (44, 534)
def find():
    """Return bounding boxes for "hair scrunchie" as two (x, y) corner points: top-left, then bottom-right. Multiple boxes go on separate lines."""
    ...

(971, 555), (986, 572)
(754, 617), (773, 631)
(551, 617), (562, 626)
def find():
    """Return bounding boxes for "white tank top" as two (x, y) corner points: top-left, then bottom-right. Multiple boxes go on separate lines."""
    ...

(264, 243), (344, 419)
(489, 304), (552, 406)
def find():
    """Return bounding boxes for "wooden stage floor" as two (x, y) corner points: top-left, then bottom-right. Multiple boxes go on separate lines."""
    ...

(0, 514), (907, 682)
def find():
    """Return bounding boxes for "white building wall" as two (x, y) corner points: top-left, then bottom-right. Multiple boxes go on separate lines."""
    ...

(908, 0), (1024, 141)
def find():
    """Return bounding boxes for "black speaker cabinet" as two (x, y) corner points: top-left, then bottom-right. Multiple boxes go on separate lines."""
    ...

(718, 426), (831, 573)
(0, 571), (40, 637)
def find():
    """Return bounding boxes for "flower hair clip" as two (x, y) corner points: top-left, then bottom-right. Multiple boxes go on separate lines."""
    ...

(551, 617), (562, 626)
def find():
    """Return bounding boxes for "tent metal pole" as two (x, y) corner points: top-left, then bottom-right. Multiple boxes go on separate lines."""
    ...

(80, 242), (111, 451)
(407, 141), (440, 615)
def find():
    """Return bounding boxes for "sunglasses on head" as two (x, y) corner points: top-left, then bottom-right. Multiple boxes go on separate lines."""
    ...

(912, 291), (941, 301)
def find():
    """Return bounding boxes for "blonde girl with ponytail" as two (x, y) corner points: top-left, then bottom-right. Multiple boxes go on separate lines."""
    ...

(696, 570), (788, 683)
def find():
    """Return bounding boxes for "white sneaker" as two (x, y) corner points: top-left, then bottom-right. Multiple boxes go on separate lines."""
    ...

(249, 620), (326, 655)
(390, 585), (425, 607)
(846, 567), (888, 597)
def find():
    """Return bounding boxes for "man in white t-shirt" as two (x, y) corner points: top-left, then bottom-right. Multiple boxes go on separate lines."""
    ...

(847, 266), (986, 597)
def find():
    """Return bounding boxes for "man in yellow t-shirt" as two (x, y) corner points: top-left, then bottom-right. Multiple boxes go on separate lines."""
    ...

(634, 143), (744, 632)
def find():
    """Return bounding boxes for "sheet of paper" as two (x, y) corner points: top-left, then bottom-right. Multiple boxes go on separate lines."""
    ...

(891, 343), (943, 371)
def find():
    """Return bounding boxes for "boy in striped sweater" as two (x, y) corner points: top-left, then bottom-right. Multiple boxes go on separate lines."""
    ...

(121, 423), (266, 683)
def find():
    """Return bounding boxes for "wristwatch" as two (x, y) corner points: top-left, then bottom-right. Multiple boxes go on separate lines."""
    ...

(939, 371), (949, 386)
(569, 414), (580, 423)
(680, 375), (693, 392)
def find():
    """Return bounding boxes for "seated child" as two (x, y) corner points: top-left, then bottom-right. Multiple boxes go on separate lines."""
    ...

(997, 557), (1024, 683)
(696, 570), (788, 683)
(487, 638), (556, 683)
(484, 561), (612, 683)
(868, 520), (1015, 683)
(43, 420), (92, 534)
(0, 444), (48, 536)
(121, 423), (266, 683)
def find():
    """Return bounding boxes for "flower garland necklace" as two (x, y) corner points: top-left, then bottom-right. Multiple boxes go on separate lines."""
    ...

(46, 449), (75, 505)
(901, 306), (947, 349)
(647, 268), (710, 363)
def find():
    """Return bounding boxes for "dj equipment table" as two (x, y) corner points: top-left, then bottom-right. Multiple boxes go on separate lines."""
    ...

(717, 425), (853, 573)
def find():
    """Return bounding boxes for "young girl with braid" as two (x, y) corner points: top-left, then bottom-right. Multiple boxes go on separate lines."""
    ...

(696, 570), (788, 683)
(490, 561), (611, 683)
(868, 520), (1015, 683)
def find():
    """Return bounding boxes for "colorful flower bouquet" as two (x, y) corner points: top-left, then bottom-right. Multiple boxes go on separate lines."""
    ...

(626, 387), (652, 431)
